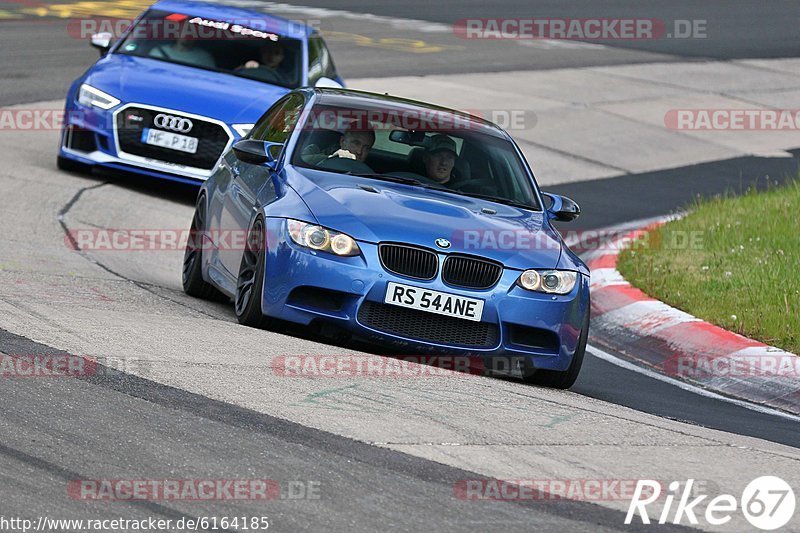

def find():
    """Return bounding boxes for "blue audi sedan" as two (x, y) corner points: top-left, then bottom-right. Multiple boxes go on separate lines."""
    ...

(58, 0), (343, 184)
(183, 88), (590, 388)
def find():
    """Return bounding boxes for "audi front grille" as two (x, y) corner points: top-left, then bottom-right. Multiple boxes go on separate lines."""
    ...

(442, 255), (503, 289)
(378, 244), (438, 280)
(115, 106), (230, 170)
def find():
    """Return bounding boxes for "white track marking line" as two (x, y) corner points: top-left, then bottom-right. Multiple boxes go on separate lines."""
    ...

(586, 344), (800, 423)
(594, 300), (701, 336)
(582, 215), (800, 422)
(588, 267), (627, 289)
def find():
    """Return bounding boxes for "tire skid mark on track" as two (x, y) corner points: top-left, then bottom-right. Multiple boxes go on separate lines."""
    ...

(56, 179), (226, 321)
(0, 326), (657, 529)
(0, 441), (232, 531)
(57, 180), (111, 251)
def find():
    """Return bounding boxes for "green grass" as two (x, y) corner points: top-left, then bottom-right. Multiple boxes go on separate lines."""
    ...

(616, 179), (800, 354)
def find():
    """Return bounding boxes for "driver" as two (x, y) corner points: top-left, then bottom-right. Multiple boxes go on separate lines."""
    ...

(302, 119), (375, 167)
(237, 41), (285, 72)
(328, 119), (375, 162)
(149, 36), (216, 68)
(423, 134), (457, 184)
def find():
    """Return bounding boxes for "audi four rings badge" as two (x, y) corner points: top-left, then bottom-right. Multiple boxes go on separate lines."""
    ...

(154, 113), (194, 133)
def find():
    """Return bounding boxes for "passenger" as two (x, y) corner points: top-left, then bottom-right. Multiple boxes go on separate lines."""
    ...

(423, 134), (457, 184)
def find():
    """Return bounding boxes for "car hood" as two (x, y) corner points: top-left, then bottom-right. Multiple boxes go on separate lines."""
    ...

(287, 167), (564, 271)
(85, 54), (290, 123)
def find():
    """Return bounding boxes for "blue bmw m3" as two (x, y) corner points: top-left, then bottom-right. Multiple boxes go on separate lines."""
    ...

(58, 0), (343, 184)
(183, 88), (590, 388)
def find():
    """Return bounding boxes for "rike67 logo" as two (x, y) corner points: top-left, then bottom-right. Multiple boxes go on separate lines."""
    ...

(626, 477), (796, 530)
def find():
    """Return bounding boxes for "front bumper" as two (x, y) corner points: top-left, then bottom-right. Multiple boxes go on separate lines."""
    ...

(58, 101), (235, 184)
(260, 218), (590, 371)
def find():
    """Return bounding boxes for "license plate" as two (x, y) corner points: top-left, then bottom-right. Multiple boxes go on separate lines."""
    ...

(384, 282), (484, 322)
(141, 127), (198, 154)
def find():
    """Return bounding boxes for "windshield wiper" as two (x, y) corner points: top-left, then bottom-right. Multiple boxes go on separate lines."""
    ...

(231, 71), (296, 89)
(347, 172), (433, 187)
(348, 172), (420, 185)
(455, 191), (538, 210)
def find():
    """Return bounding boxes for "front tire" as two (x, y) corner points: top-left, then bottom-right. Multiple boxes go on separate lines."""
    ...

(182, 196), (228, 302)
(524, 300), (589, 389)
(234, 218), (273, 329)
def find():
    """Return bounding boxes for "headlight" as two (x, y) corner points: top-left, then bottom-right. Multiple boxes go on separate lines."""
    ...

(518, 269), (577, 295)
(232, 123), (254, 137)
(77, 84), (120, 110)
(287, 219), (360, 256)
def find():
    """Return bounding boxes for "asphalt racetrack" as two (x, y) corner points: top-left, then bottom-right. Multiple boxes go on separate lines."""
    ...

(0, 1), (799, 531)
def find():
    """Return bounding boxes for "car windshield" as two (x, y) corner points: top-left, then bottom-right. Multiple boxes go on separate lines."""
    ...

(291, 101), (541, 210)
(115, 9), (303, 89)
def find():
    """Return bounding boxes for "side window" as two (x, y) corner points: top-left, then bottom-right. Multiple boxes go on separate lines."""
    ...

(250, 92), (305, 145)
(307, 35), (337, 86)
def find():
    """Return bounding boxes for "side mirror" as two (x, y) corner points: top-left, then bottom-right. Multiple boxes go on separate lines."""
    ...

(314, 77), (343, 88)
(232, 139), (282, 168)
(90, 32), (113, 55)
(542, 192), (580, 222)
